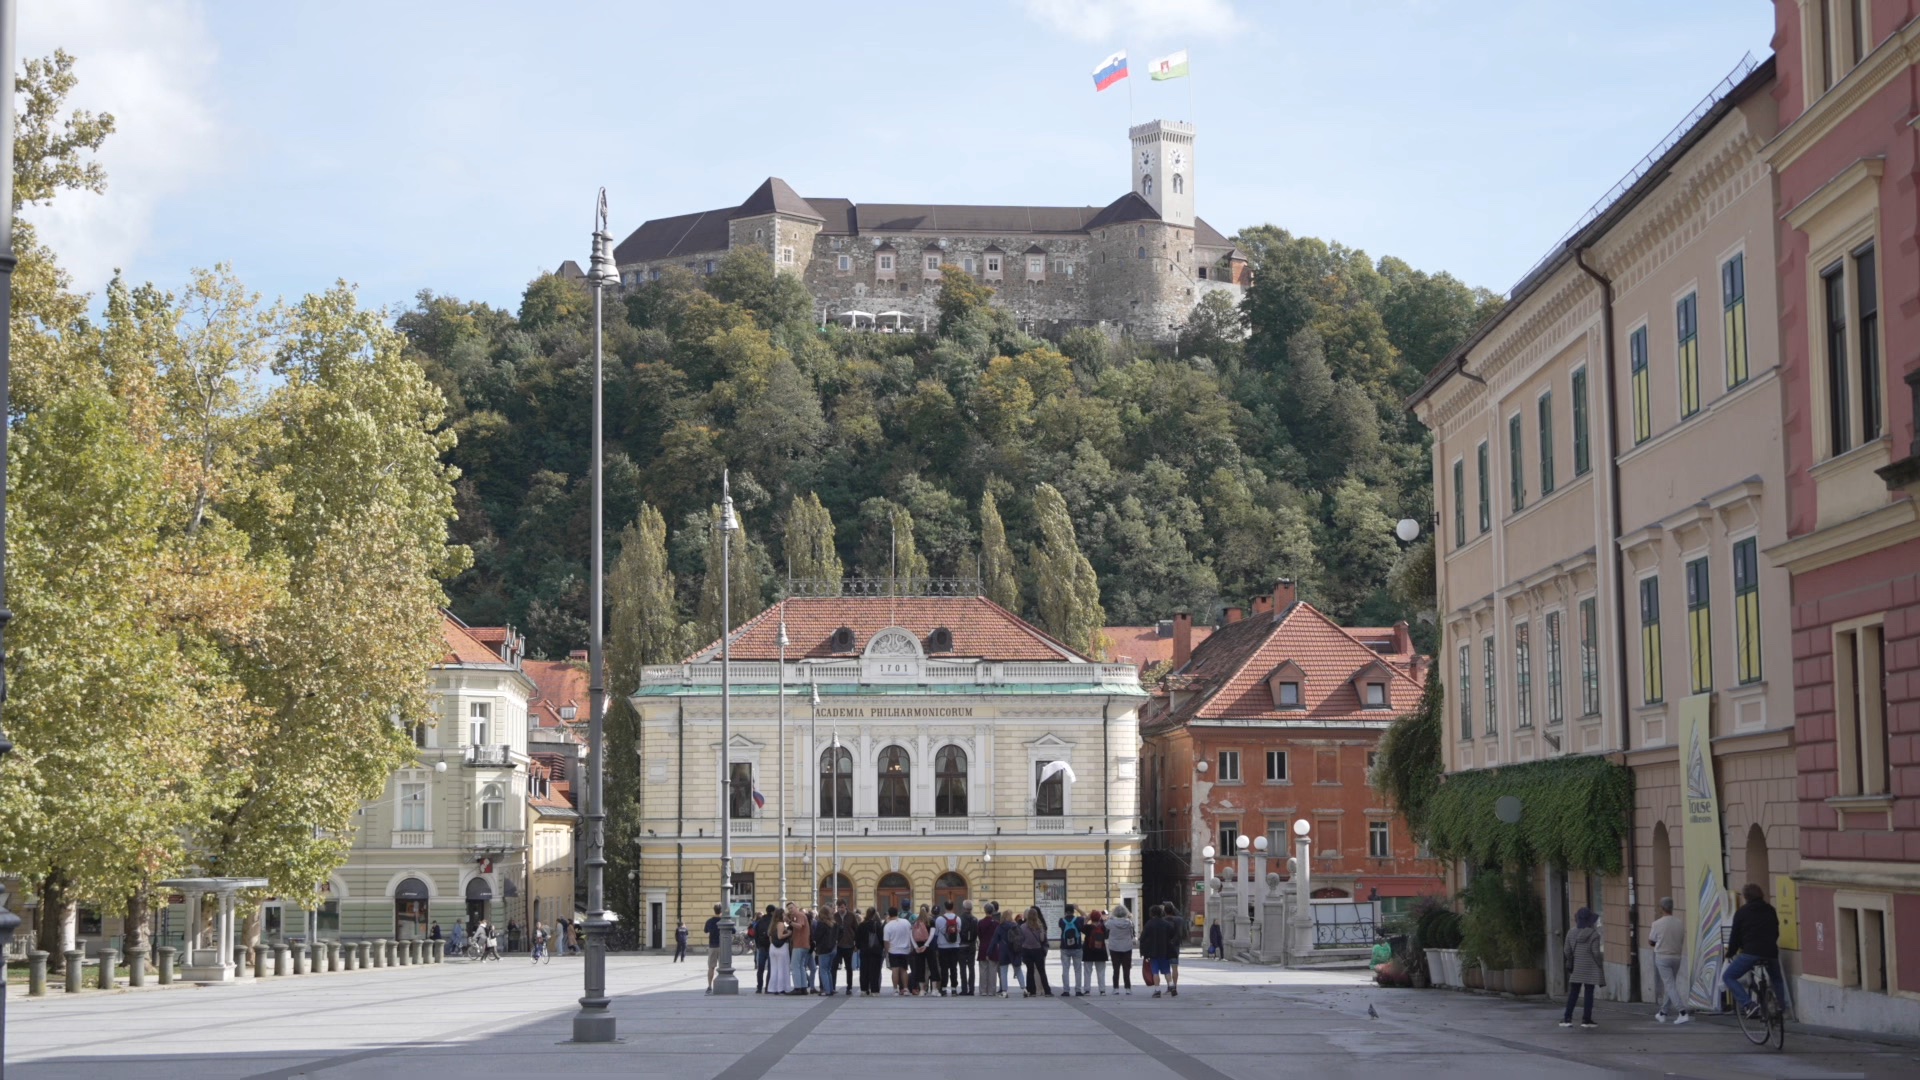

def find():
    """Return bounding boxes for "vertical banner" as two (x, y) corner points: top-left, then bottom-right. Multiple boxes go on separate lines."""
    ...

(1773, 874), (1799, 951)
(1679, 693), (1728, 1010)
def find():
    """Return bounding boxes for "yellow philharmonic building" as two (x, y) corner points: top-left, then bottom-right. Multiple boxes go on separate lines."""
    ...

(630, 594), (1146, 942)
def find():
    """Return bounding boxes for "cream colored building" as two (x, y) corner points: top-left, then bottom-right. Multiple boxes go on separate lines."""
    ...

(1410, 58), (1798, 1000)
(631, 596), (1145, 940)
(334, 614), (536, 940)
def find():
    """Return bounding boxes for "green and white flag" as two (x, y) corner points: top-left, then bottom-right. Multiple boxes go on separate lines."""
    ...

(1149, 50), (1189, 81)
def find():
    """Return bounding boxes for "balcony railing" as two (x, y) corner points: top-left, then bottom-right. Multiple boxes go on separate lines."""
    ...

(464, 829), (520, 852)
(391, 830), (431, 849)
(464, 744), (514, 767)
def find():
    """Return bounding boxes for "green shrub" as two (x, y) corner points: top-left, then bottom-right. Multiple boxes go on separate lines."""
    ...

(1458, 868), (1545, 970)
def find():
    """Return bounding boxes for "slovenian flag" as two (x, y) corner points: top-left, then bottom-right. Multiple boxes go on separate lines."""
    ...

(1092, 51), (1128, 92)
(751, 788), (766, 809)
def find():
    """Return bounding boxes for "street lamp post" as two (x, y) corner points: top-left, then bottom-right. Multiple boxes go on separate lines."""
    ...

(777, 613), (788, 906)
(1291, 818), (1313, 957)
(572, 192), (619, 1042)
(713, 473), (741, 995)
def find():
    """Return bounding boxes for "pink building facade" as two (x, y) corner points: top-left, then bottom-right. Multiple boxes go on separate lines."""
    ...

(1764, 0), (1920, 1036)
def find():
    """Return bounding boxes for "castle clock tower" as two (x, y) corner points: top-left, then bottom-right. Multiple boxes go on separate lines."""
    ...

(1129, 120), (1195, 226)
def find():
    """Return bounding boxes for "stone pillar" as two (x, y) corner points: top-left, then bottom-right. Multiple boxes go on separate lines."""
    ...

(291, 942), (307, 975)
(97, 947), (118, 991)
(63, 950), (83, 994)
(28, 951), (47, 996)
(325, 940), (339, 972)
(384, 939), (397, 967)
(128, 945), (149, 988)
(357, 940), (371, 969)
(406, 939), (420, 964)
(372, 938), (387, 968)
(432, 940), (444, 963)
(273, 941), (289, 976)
(157, 945), (176, 985)
(253, 943), (268, 978)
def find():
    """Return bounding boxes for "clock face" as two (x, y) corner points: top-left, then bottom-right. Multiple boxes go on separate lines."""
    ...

(1141, 149), (1153, 168)
(1172, 150), (1184, 168)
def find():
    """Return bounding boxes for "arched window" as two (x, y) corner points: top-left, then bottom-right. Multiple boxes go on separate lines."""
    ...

(935, 745), (968, 817)
(1137, 246), (1147, 260)
(819, 746), (853, 818)
(1173, 173), (1184, 194)
(877, 746), (911, 817)
(479, 783), (505, 830)
(819, 872), (854, 908)
(1035, 762), (1064, 817)
(1141, 174), (1153, 196)
(934, 872), (968, 907)
(877, 872), (912, 915)
(728, 762), (755, 819)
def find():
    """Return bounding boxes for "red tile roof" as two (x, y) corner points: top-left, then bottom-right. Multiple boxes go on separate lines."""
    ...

(524, 659), (588, 733)
(1103, 625), (1214, 668)
(1147, 603), (1425, 729)
(690, 596), (1083, 663)
(440, 613), (509, 666)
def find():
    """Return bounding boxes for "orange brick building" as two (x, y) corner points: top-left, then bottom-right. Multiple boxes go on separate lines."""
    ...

(1140, 581), (1444, 927)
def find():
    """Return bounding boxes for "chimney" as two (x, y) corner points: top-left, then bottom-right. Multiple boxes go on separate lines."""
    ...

(1251, 594), (1273, 616)
(1392, 620), (1412, 656)
(1273, 578), (1297, 611)
(569, 648), (589, 662)
(1225, 606), (1244, 624)
(1173, 612), (1193, 668)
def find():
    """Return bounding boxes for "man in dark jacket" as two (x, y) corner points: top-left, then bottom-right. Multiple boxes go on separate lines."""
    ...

(1721, 882), (1788, 1016)
(836, 901), (857, 990)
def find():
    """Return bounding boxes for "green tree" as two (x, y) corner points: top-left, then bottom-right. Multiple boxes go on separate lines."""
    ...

(695, 504), (766, 644)
(706, 248), (812, 330)
(855, 498), (929, 587)
(782, 492), (843, 589)
(1028, 483), (1105, 657)
(935, 263), (995, 335)
(979, 490), (1020, 612)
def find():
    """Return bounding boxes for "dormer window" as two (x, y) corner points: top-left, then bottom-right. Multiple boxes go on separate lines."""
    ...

(830, 626), (856, 652)
(926, 627), (954, 653)
(878, 254), (894, 270)
(1351, 659), (1397, 709)
(1267, 659), (1306, 710)
(1027, 256), (1045, 276)
(1365, 682), (1387, 707)
(985, 254), (1002, 277)
(925, 255), (941, 271)
(1279, 682), (1301, 707)
(559, 703), (577, 721)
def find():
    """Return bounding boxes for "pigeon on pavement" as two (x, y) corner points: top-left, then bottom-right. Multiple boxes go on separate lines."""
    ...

(1367, 1003), (1379, 1018)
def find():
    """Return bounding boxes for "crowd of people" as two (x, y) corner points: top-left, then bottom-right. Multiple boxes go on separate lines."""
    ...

(700, 898), (1193, 999)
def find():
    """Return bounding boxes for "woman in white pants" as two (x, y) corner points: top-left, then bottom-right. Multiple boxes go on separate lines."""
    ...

(1648, 897), (1691, 1023)
(766, 908), (792, 994)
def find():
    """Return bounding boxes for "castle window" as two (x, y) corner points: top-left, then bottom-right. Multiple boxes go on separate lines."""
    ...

(837, 255), (851, 272)
(985, 255), (1001, 274)
(704, 260), (716, 274)
(877, 254), (894, 271)
(1198, 267), (1209, 279)
(649, 269), (662, 281)
(755, 228), (765, 240)
(780, 246), (796, 265)
(964, 257), (976, 274)
(925, 255), (941, 271)
(1136, 225), (1146, 238)
(1173, 173), (1184, 194)
(830, 237), (843, 250)
(1137, 247), (1146, 259)
(1027, 256), (1044, 276)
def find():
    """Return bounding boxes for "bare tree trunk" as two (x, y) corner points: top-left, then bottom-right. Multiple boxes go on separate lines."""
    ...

(124, 887), (151, 955)
(243, 906), (262, 954)
(37, 874), (71, 973)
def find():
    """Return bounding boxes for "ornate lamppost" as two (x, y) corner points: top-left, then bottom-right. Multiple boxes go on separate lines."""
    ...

(571, 192), (618, 1043)
(713, 473), (740, 995)
(1, 0), (28, 1062)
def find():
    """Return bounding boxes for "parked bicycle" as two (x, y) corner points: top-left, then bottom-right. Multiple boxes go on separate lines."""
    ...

(1734, 963), (1786, 1051)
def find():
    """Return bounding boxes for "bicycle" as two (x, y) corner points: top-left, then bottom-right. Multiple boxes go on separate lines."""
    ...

(1734, 962), (1786, 1051)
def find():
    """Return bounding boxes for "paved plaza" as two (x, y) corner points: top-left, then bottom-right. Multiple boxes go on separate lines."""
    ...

(7, 955), (1919, 1079)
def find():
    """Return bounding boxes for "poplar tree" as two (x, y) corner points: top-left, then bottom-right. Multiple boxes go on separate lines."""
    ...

(1029, 483), (1106, 657)
(856, 498), (928, 589)
(782, 492), (843, 589)
(696, 504), (766, 644)
(979, 490), (1020, 612)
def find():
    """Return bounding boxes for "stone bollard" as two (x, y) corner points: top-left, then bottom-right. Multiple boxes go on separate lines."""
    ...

(393, 940), (406, 967)
(321, 940), (335, 972)
(64, 950), (84, 994)
(292, 942), (308, 975)
(273, 942), (289, 976)
(432, 940), (444, 963)
(128, 945), (149, 988)
(253, 944), (268, 978)
(98, 948), (118, 991)
(357, 940), (371, 969)
(372, 938), (387, 968)
(406, 940), (420, 964)
(28, 951), (47, 997)
(157, 945), (176, 985)
(385, 939), (398, 967)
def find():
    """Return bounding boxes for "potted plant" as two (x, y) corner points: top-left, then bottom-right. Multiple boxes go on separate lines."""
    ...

(1410, 896), (1462, 988)
(1459, 868), (1543, 994)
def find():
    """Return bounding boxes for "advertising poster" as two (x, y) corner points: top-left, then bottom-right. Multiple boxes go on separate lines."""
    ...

(1034, 874), (1067, 942)
(1679, 693), (1728, 1011)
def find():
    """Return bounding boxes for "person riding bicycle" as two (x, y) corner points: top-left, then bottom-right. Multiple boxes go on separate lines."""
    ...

(1721, 882), (1787, 1018)
(532, 922), (549, 964)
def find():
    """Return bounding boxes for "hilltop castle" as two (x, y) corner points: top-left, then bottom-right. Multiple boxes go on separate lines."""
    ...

(606, 121), (1246, 340)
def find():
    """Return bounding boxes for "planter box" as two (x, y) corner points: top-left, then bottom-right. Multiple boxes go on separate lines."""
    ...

(1503, 967), (1546, 996)
(1463, 963), (1483, 989)
(1425, 948), (1463, 988)
(1482, 967), (1508, 993)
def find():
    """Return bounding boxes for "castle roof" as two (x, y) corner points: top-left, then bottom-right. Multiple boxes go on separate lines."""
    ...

(736, 177), (824, 223)
(1083, 192), (1162, 230)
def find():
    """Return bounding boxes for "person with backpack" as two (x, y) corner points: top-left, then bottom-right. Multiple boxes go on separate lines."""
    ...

(856, 907), (885, 996)
(1106, 904), (1136, 994)
(1019, 907), (1053, 996)
(957, 900), (978, 996)
(1057, 904), (1086, 996)
(751, 906), (772, 993)
(975, 902), (1001, 998)
(835, 900), (858, 991)
(1083, 909), (1110, 994)
(909, 911), (937, 995)
(933, 901), (965, 996)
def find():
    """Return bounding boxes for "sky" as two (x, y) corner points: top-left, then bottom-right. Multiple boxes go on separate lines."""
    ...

(22, 0), (1778, 318)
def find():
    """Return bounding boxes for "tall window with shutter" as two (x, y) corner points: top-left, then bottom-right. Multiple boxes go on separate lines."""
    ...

(1686, 557), (1713, 694)
(1677, 292), (1700, 418)
(1734, 538), (1762, 685)
(1571, 367), (1591, 475)
(1723, 253), (1748, 387)
(1640, 576), (1664, 704)
(1630, 326), (1652, 443)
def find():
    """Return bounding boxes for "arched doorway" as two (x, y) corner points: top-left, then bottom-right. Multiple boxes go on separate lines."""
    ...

(934, 872), (968, 910)
(1312, 887), (1350, 899)
(465, 876), (493, 931)
(876, 873), (912, 916)
(818, 873), (854, 909)
(394, 877), (429, 939)
(1744, 823), (1770, 896)
(1651, 822), (1674, 912)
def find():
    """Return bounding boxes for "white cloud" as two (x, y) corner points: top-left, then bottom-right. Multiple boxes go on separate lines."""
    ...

(18, 0), (222, 292)
(1022, 0), (1244, 43)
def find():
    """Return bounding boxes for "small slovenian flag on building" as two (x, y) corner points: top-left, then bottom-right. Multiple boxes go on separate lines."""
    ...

(752, 788), (766, 809)
(1092, 51), (1128, 92)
